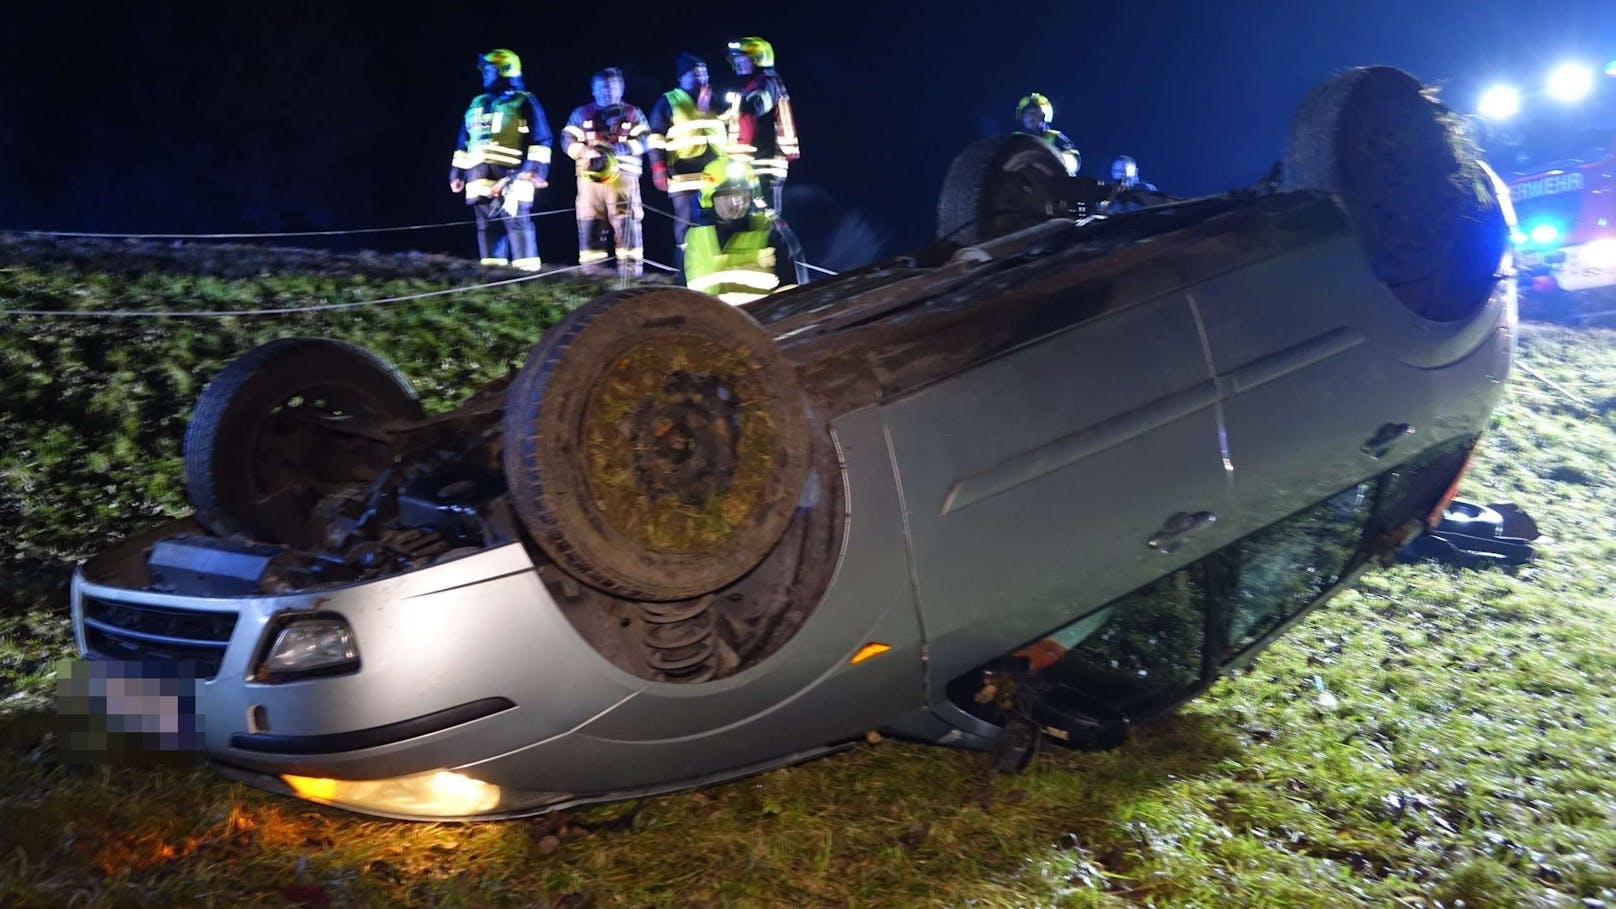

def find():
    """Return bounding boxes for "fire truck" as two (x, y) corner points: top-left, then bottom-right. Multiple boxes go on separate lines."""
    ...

(1476, 61), (1616, 323)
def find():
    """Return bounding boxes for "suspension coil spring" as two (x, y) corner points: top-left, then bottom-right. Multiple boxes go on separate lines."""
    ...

(639, 594), (719, 683)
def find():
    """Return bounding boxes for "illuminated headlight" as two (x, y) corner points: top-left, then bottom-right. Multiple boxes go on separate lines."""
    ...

(284, 769), (501, 818)
(1584, 237), (1616, 269)
(281, 769), (569, 820)
(1478, 85), (1520, 120)
(1548, 63), (1594, 102)
(255, 617), (357, 681)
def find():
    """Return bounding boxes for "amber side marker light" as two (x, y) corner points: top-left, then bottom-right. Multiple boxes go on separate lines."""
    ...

(1428, 454), (1476, 527)
(850, 642), (891, 664)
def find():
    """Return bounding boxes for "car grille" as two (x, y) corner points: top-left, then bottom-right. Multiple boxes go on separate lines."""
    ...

(80, 595), (238, 680)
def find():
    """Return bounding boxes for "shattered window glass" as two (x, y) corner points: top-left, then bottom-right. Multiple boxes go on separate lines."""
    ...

(1223, 481), (1373, 657)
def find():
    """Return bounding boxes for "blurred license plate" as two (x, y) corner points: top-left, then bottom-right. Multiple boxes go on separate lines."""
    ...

(56, 659), (205, 765)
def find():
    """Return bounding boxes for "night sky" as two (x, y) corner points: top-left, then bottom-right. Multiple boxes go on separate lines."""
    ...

(4, 1), (1613, 271)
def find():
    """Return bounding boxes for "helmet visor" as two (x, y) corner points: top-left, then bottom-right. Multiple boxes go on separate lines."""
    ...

(713, 189), (751, 222)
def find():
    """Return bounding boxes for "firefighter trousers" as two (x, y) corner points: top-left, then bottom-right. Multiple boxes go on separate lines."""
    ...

(575, 176), (644, 275)
(472, 197), (539, 269)
(668, 190), (700, 278)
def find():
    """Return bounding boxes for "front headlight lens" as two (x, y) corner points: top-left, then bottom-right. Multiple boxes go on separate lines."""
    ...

(258, 617), (357, 679)
(284, 769), (501, 818)
(280, 769), (572, 819)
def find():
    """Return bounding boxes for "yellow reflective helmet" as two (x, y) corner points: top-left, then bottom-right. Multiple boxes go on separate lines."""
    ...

(480, 49), (523, 79)
(1016, 92), (1054, 124)
(727, 37), (775, 69)
(698, 157), (761, 220)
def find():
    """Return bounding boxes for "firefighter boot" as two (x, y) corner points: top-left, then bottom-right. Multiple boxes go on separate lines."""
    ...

(578, 221), (610, 275)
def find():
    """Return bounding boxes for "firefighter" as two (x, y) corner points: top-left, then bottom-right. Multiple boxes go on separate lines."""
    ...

(1015, 92), (1080, 177)
(723, 37), (799, 215)
(563, 67), (650, 277)
(647, 53), (726, 273)
(448, 49), (552, 270)
(1102, 156), (1161, 213)
(683, 157), (804, 305)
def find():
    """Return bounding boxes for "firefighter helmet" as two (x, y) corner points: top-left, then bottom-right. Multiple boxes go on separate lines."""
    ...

(480, 49), (523, 79)
(1016, 92), (1054, 125)
(727, 37), (775, 69)
(699, 157), (761, 222)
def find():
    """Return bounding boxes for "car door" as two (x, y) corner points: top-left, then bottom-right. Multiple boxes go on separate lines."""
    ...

(879, 290), (1234, 690)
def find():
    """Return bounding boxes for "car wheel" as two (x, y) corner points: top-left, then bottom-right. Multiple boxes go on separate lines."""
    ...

(183, 337), (421, 548)
(1283, 65), (1509, 323)
(938, 134), (1069, 246)
(502, 287), (811, 602)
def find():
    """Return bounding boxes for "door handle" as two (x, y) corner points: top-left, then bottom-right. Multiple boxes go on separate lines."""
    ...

(1361, 422), (1415, 459)
(1148, 510), (1217, 554)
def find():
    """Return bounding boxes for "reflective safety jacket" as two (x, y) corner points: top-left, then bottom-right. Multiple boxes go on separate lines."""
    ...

(563, 103), (650, 182)
(451, 91), (553, 200)
(1021, 128), (1080, 176)
(723, 70), (798, 182)
(647, 88), (725, 192)
(684, 212), (783, 305)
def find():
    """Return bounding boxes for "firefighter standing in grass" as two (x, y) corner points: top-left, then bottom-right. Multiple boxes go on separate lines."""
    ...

(563, 67), (650, 277)
(449, 49), (551, 270)
(683, 157), (805, 305)
(723, 37), (799, 214)
(1015, 92), (1081, 177)
(647, 53), (726, 272)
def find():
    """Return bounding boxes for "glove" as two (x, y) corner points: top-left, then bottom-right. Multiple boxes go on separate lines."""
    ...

(652, 161), (669, 193)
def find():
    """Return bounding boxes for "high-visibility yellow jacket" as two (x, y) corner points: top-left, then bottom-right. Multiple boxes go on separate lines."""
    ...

(450, 91), (553, 200)
(647, 88), (726, 192)
(683, 213), (783, 305)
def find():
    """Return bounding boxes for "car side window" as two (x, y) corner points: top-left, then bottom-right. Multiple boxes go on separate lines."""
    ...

(1041, 568), (1208, 713)
(1219, 482), (1375, 660)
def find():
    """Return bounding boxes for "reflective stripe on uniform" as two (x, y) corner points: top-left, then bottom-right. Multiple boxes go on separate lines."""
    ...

(466, 179), (498, 199)
(687, 269), (780, 292)
(528, 146), (552, 163)
(480, 257), (509, 266)
(452, 149), (475, 168)
(618, 247), (643, 259)
(509, 257), (542, 270)
(668, 173), (706, 191)
(578, 250), (610, 263)
(717, 290), (767, 305)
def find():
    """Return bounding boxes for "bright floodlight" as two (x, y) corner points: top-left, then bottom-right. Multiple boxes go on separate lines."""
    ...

(1548, 63), (1594, 101)
(1479, 85), (1521, 119)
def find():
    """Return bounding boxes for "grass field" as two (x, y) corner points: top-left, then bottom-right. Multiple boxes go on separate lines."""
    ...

(1, 238), (1613, 907)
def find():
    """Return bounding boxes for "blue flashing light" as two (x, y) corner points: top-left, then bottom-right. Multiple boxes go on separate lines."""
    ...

(1607, 59), (1616, 77)
(1528, 222), (1562, 245)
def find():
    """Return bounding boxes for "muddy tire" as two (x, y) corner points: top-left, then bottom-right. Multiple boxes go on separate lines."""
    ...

(183, 337), (420, 547)
(938, 134), (1069, 245)
(1284, 66), (1510, 322)
(502, 287), (811, 601)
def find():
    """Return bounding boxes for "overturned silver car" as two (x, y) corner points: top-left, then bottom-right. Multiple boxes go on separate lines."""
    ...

(66, 67), (1515, 819)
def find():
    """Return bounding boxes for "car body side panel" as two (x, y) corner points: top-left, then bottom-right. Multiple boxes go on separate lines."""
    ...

(879, 292), (1233, 689)
(1194, 236), (1514, 531)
